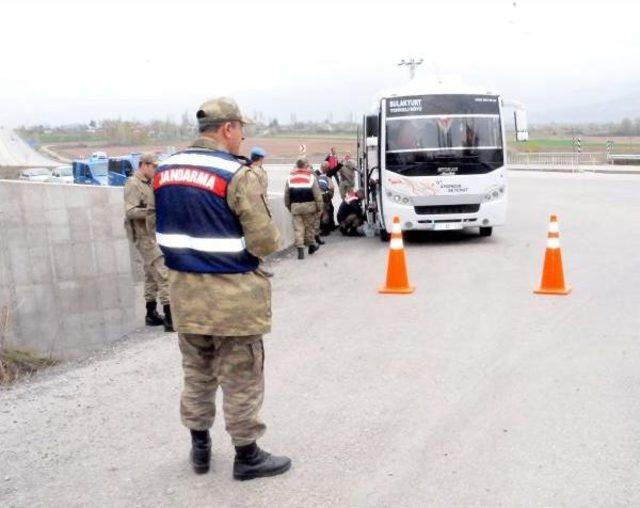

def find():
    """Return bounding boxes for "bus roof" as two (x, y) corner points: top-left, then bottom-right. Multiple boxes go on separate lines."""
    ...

(371, 76), (500, 112)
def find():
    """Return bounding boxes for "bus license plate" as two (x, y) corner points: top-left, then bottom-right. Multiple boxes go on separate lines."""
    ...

(433, 223), (463, 231)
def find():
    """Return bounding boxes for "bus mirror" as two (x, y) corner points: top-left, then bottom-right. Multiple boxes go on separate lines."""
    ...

(514, 109), (528, 142)
(366, 114), (379, 138)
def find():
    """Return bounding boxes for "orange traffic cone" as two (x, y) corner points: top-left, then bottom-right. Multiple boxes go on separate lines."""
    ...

(379, 216), (415, 294)
(534, 214), (571, 295)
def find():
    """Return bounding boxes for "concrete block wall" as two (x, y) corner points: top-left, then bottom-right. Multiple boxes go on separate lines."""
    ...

(0, 180), (293, 360)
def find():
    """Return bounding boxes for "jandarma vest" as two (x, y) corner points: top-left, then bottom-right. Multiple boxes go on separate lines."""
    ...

(288, 169), (315, 203)
(154, 148), (259, 274)
(345, 191), (359, 204)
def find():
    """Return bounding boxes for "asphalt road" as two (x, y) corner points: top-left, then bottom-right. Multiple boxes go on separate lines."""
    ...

(1, 172), (639, 507)
(0, 127), (58, 167)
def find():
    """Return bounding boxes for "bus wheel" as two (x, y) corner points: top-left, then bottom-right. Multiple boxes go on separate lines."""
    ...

(479, 227), (493, 237)
(380, 229), (390, 242)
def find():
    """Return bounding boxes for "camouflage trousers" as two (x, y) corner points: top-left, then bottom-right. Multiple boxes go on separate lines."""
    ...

(179, 333), (266, 446)
(292, 212), (318, 248)
(313, 211), (321, 237)
(340, 213), (364, 236)
(143, 256), (170, 305)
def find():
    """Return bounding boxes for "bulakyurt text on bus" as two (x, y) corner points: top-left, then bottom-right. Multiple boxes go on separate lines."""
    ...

(358, 87), (527, 241)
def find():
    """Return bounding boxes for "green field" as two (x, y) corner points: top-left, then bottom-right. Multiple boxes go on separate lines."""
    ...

(513, 137), (639, 153)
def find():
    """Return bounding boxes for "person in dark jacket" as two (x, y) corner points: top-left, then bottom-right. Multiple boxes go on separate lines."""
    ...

(337, 189), (365, 236)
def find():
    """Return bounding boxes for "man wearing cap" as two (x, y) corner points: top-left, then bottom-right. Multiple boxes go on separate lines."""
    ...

(123, 152), (173, 331)
(249, 147), (268, 194)
(154, 97), (291, 480)
(284, 158), (324, 260)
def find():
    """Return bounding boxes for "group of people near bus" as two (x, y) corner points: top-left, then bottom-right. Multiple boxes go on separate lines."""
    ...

(249, 146), (366, 260)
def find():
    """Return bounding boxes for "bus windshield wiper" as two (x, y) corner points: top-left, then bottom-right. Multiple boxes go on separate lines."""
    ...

(459, 154), (496, 171)
(388, 162), (429, 174)
(387, 164), (412, 174)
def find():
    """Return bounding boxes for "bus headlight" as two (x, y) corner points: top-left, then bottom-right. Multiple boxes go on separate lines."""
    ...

(484, 186), (506, 202)
(386, 190), (412, 205)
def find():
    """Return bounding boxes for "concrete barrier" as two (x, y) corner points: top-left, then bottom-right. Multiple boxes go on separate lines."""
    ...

(0, 179), (294, 360)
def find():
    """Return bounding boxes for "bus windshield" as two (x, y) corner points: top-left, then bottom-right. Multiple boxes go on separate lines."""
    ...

(386, 115), (502, 153)
(91, 161), (108, 177)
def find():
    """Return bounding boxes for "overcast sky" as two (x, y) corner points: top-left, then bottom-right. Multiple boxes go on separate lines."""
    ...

(1, 0), (639, 127)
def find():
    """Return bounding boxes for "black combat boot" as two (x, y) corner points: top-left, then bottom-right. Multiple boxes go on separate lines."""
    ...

(145, 301), (164, 326)
(233, 442), (291, 481)
(315, 235), (325, 245)
(163, 304), (174, 332)
(297, 247), (305, 260)
(308, 244), (319, 255)
(190, 429), (211, 474)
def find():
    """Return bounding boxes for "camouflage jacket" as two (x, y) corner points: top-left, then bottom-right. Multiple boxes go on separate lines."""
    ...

(123, 172), (163, 265)
(252, 163), (269, 194)
(339, 159), (358, 186)
(169, 137), (282, 336)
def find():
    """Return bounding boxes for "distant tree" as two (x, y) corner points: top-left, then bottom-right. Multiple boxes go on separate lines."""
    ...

(620, 118), (633, 136)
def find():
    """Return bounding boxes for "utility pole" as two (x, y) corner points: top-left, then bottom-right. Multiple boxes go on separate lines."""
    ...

(398, 58), (423, 80)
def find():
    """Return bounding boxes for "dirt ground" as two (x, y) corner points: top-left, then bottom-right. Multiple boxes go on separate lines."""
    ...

(48, 136), (357, 163)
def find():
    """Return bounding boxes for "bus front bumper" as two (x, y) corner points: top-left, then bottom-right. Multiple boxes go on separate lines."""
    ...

(382, 198), (507, 233)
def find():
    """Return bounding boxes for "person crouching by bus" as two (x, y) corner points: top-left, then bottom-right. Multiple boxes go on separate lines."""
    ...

(317, 161), (336, 236)
(337, 189), (365, 237)
(284, 158), (323, 259)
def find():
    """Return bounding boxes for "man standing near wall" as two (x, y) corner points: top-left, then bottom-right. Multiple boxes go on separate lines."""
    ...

(154, 97), (291, 480)
(317, 161), (336, 235)
(249, 147), (268, 194)
(123, 152), (173, 332)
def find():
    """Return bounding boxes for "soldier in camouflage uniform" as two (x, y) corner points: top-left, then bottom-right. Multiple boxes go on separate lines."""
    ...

(123, 152), (173, 331)
(284, 158), (324, 260)
(308, 162), (326, 247)
(249, 146), (268, 193)
(338, 152), (359, 199)
(154, 97), (291, 480)
(318, 161), (336, 235)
